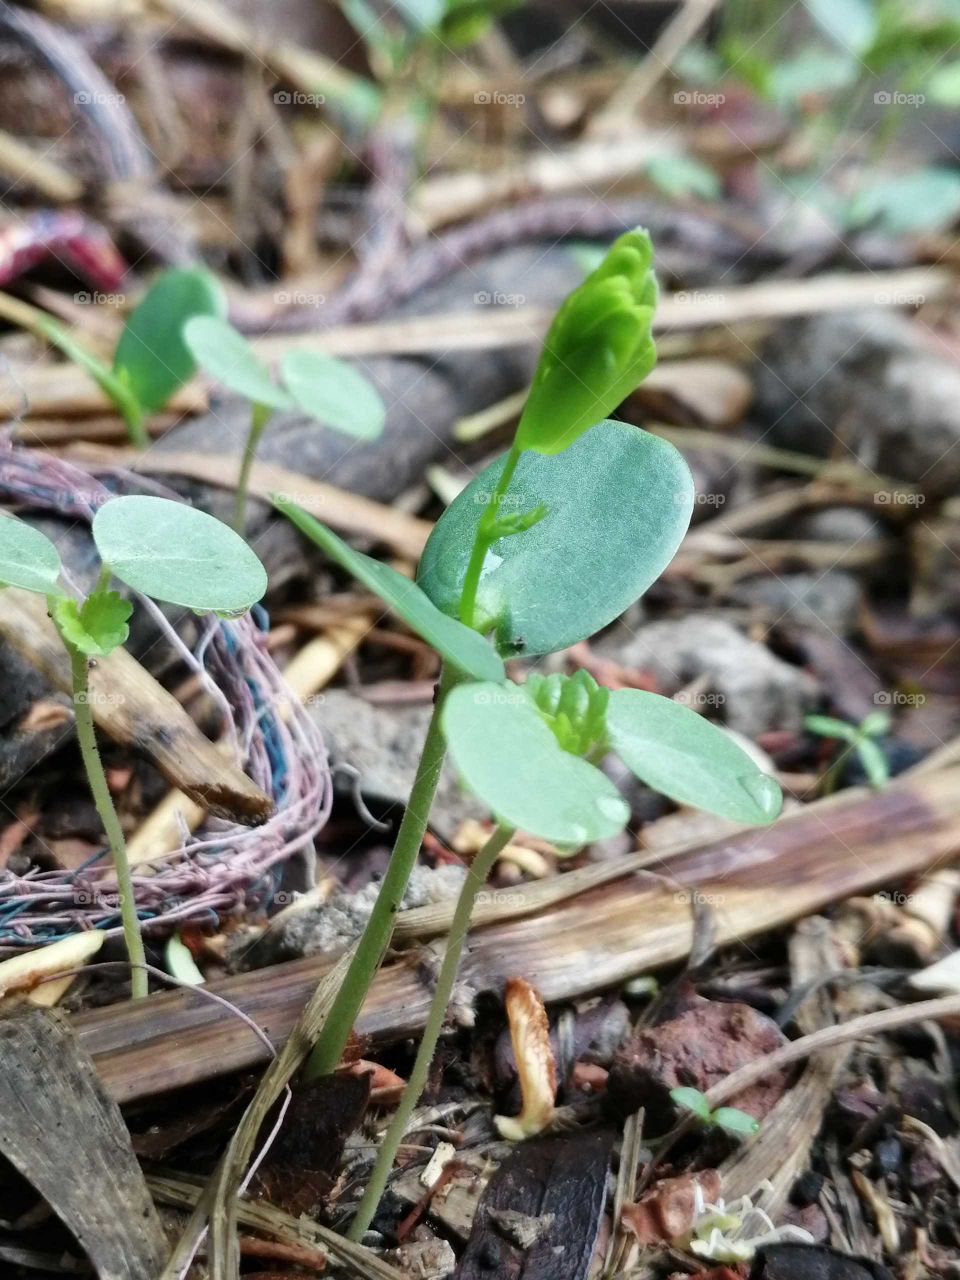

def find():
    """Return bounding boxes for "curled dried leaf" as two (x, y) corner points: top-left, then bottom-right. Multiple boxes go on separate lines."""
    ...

(621, 1170), (722, 1245)
(495, 977), (557, 1141)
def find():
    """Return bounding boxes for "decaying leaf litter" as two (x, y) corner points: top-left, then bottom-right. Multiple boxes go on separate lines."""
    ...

(1, 1), (960, 1277)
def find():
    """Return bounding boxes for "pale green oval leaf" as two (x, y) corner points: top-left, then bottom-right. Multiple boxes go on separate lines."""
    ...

(606, 690), (782, 825)
(417, 421), (694, 656)
(929, 61), (960, 106)
(92, 496), (267, 614)
(113, 269), (226, 414)
(804, 0), (877, 54)
(857, 736), (890, 789)
(183, 316), (292, 411)
(281, 352), (385, 439)
(0, 517), (61, 594)
(275, 499), (504, 683)
(442, 682), (629, 845)
(669, 1086), (713, 1122)
(712, 1106), (761, 1137)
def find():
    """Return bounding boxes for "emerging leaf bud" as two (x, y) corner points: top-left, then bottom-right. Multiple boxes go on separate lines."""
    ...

(514, 228), (658, 456)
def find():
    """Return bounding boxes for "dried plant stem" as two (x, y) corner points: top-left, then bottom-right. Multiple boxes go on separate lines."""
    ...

(349, 823), (515, 1240)
(68, 644), (147, 999)
(303, 668), (456, 1080)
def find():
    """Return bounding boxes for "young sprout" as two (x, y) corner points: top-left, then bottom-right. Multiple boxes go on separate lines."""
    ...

(275, 227), (784, 1238)
(669, 1086), (761, 1139)
(0, 269), (224, 447)
(805, 709), (891, 795)
(183, 316), (385, 534)
(0, 499), (267, 998)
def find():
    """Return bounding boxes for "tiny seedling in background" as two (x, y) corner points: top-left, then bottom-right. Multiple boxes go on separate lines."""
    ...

(0, 269), (225, 447)
(0, 499), (267, 998)
(276, 227), (784, 1239)
(805, 710), (892, 794)
(670, 1087), (761, 1139)
(183, 316), (386, 533)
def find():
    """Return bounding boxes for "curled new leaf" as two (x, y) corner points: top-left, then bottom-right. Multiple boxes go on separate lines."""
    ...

(514, 228), (658, 455)
(0, 517), (62, 594)
(53, 591), (132, 657)
(441, 681), (629, 844)
(92, 496), (268, 615)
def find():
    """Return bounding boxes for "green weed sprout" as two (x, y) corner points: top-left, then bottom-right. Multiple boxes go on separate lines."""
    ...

(806, 710), (892, 794)
(669, 1086), (760, 1139)
(275, 228), (783, 1238)
(0, 498), (267, 998)
(183, 317), (386, 534)
(0, 269), (225, 448)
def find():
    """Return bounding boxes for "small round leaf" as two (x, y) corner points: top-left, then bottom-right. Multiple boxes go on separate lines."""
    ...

(669, 1086), (712, 1122)
(183, 316), (292, 411)
(281, 352), (385, 439)
(712, 1107), (761, 1137)
(442, 682), (629, 845)
(92, 496), (267, 615)
(418, 420), (694, 656)
(276, 499), (503, 683)
(605, 689), (782, 825)
(113, 268), (226, 413)
(0, 517), (61, 594)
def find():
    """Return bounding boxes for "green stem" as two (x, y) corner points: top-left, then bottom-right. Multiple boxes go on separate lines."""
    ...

(234, 403), (273, 534)
(304, 667), (458, 1081)
(458, 445), (521, 630)
(67, 643), (148, 999)
(349, 822), (515, 1240)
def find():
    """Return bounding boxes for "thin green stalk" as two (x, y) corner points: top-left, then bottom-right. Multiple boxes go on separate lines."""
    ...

(234, 403), (273, 533)
(349, 822), (515, 1240)
(304, 667), (457, 1081)
(458, 444), (521, 629)
(68, 644), (148, 999)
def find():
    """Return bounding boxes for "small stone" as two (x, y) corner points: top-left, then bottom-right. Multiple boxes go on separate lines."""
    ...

(731, 572), (862, 637)
(749, 1243), (893, 1279)
(606, 998), (790, 1130)
(598, 616), (818, 737)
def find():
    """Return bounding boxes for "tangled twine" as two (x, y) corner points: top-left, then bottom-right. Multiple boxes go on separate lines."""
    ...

(0, 437), (333, 946)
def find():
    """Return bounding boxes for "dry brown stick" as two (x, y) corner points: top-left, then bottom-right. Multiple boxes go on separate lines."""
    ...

(68, 446), (433, 561)
(705, 993), (960, 1112)
(74, 765), (960, 1103)
(3, 362), (208, 421)
(0, 588), (271, 824)
(0, 128), (83, 201)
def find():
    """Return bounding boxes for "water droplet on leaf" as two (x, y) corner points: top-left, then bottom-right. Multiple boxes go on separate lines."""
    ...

(737, 772), (781, 820)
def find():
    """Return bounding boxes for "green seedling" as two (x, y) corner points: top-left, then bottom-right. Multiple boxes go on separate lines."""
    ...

(806, 709), (891, 794)
(670, 1086), (761, 1139)
(276, 228), (783, 1238)
(0, 269), (225, 448)
(183, 316), (386, 534)
(0, 498), (267, 998)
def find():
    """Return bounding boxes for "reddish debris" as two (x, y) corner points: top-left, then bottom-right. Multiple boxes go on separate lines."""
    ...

(606, 999), (789, 1130)
(621, 1168), (721, 1244)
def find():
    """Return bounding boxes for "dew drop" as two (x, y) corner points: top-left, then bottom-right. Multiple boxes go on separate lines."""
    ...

(596, 795), (630, 824)
(737, 771), (781, 819)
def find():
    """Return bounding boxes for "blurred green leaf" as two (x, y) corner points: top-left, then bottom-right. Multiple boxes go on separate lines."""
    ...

(847, 168), (960, 234)
(281, 351), (385, 439)
(646, 152), (720, 200)
(712, 1106), (761, 1137)
(0, 517), (62, 595)
(183, 316), (292, 411)
(113, 269), (226, 414)
(804, 0), (878, 54)
(769, 48), (859, 103)
(857, 735), (891, 788)
(805, 714), (858, 741)
(670, 1086), (713, 1122)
